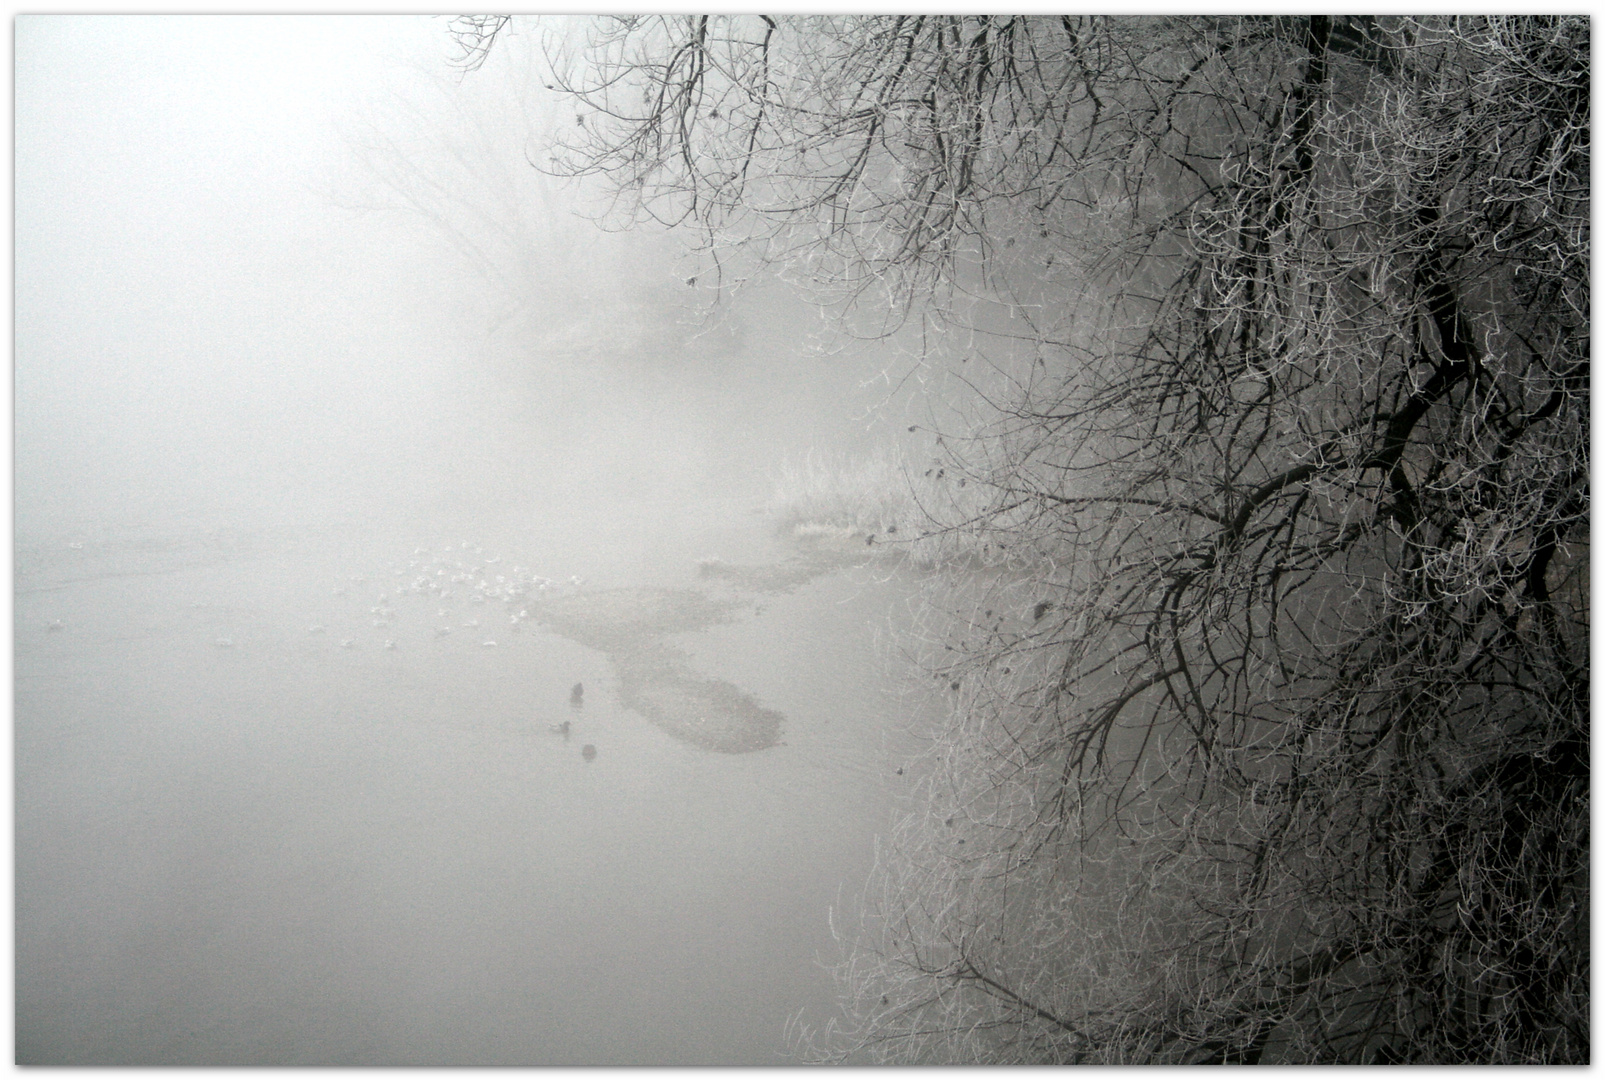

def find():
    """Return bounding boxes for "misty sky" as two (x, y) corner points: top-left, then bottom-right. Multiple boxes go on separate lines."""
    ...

(17, 18), (450, 518)
(15, 15), (904, 541)
(14, 16), (921, 1065)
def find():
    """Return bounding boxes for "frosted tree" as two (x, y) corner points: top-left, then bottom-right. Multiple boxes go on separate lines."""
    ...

(457, 15), (1589, 1062)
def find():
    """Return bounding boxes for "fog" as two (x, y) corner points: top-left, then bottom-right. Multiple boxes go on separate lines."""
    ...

(16, 16), (928, 1065)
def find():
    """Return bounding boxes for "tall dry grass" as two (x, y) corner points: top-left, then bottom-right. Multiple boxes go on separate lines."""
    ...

(765, 447), (1050, 571)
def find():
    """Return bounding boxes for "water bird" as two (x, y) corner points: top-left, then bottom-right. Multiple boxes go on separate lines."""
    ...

(550, 720), (570, 739)
(1032, 600), (1053, 622)
(581, 744), (597, 761)
(340, 638), (356, 649)
(385, 640), (397, 650)
(45, 619), (65, 632)
(570, 682), (584, 706)
(308, 624), (326, 634)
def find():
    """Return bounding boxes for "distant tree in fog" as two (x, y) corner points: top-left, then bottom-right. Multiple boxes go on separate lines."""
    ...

(457, 15), (1589, 1063)
(335, 26), (582, 328)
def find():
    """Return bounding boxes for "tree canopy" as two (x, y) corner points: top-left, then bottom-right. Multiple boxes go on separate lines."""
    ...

(459, 15), (1589, 1064)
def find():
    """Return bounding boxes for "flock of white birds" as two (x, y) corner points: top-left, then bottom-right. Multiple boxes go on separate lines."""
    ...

(298, 540), (584, 654)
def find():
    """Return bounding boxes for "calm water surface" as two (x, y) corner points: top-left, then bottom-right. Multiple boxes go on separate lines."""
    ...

(16, 478), (923, 1065)
(15, 197), (926, 1069)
